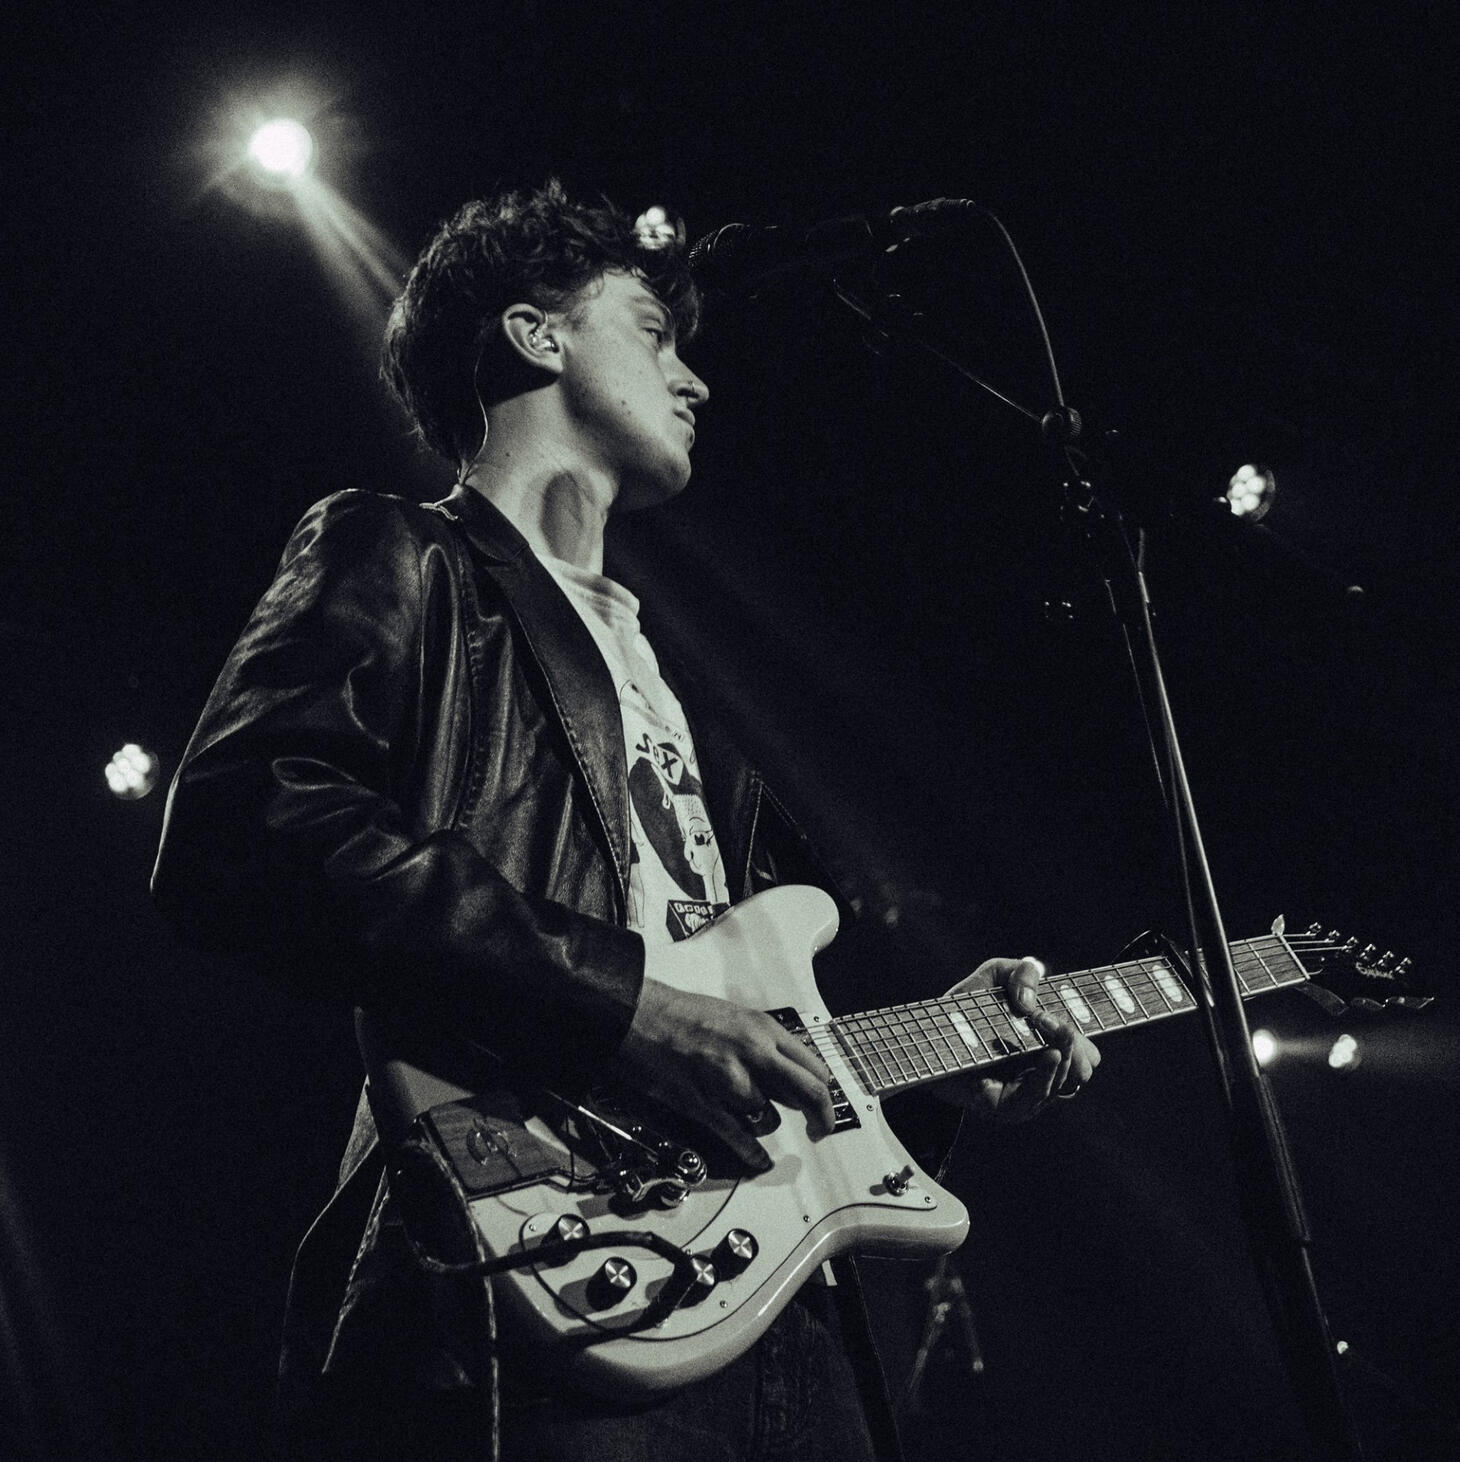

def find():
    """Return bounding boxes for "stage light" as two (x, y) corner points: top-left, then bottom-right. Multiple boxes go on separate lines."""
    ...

(247, 119), (314, 181)
(633, 205), (685, 251)
(1252, 1028), (1278, 1067)
(1225, 463), (1276, 521)
(105, 743), (159, 800)
(1327, 1033), (1360, 1071)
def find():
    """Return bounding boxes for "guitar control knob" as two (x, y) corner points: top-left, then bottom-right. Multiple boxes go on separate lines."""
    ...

(675, 1254), (718, 1307)
(713, 1228), (758, 1278)
(540, 1214), (589, 1261)
(586, 1257), (637, 1310)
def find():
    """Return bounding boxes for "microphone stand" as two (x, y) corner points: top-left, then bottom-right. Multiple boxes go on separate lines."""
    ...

(828, 280), (1366, 1460)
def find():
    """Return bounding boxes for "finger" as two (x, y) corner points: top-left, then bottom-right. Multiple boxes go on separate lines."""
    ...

(1068, 1033), (1101, 1088)
(1006, 956), (1047, 1018)
(773, 1025), (832, 1083)
(1032, 1011), (1101, 1093)
(1030, 1009), (1077, 1089)
(946, 957), (1020, 997)
(687, 1096), (774, 1173)
(1032, 1045), (1061, 1102)
(757, 1045), (836, 1136)
(980, 1056), (1057, 1124)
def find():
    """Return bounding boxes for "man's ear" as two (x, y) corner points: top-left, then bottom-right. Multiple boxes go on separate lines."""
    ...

(500, 303), (564, 375)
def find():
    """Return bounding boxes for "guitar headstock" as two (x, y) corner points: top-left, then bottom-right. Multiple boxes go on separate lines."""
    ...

(1284, 921), (1428, 1009)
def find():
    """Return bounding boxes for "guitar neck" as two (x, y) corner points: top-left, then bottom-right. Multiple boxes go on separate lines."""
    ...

(831, 934), (1311, 1098)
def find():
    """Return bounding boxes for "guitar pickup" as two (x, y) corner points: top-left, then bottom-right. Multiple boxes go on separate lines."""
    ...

(767, 1007), (861, 1133)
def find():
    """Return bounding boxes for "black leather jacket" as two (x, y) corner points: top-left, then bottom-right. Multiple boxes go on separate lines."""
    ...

(151, 483), (868, 1405)
(154, 484), (833, 1071)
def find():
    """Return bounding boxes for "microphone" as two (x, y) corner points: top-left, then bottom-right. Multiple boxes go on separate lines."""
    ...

(688, 198), (981, 293)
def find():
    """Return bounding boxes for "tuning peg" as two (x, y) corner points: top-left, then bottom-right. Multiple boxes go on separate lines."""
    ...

(1304, 922), (1324, 938)
(1392, 957), (1413, 980)
(1326, 929), (1345, 945)
(1357, 944), (1378, 966)
(1373, 951), (1397, 974)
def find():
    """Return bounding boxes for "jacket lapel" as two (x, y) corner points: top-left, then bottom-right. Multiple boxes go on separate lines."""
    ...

(433, 485), (633, 909)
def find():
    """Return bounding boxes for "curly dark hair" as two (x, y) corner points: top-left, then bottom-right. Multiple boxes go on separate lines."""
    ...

(381, 180), (701, 465)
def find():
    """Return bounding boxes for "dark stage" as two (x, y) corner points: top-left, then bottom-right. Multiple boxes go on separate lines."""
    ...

(6, 5), (1457, 1459)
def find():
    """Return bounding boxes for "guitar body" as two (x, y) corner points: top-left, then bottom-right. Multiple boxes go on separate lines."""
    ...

(358, 885), (970, 1397)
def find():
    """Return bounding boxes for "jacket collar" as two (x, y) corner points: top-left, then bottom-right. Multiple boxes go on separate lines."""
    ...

(433, 484), (633, 909)
(434, 481), (532, 564)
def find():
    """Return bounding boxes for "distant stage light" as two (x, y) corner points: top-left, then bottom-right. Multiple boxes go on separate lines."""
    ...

(1327, 1033), (1360, 1071)
(633, 205), (685, 251)
(1252, 1028), (1278, 1067)
(247, 118), (314, 181)
(1225, 463), (1276, 521)
(105, 743), (160, 800)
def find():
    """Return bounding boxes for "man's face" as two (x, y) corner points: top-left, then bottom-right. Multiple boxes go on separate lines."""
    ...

(554, 270), (708, 511)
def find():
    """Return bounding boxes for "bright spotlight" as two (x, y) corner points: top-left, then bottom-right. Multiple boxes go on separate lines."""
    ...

(1252, 1028), (1278, 1067)
(1327, 1033), (1360, 1071)
(105, 742), (160, 800)
(247, 119), (314, 180)
(1225, 463), (1276, 521)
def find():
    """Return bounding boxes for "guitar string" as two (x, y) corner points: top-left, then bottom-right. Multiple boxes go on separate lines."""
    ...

(803, 936), (1346, 1094)
(819, 947), (1310, 1090)
(834, 947), (1292, 1046)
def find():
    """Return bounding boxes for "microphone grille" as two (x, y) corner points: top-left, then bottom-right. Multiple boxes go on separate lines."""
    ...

(888, 197), (982, 241)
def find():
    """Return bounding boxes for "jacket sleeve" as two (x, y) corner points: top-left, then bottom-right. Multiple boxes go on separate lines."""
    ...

(151, 491), (644, 1082)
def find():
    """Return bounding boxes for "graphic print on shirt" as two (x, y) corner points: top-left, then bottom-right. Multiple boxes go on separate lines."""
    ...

(620, 680), (730, 942)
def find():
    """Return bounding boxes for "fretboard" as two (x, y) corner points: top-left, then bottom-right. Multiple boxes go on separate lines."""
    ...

(830, 935), (1309, 1097)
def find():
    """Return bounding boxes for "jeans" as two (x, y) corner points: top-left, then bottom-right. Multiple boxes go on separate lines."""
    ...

(285, 1285), (881, 1462)
(500, 1286), (880, 1462)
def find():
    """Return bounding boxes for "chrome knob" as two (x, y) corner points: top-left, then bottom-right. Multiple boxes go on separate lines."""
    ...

(586, 1256), (637, 1309)
(675, 1254), (718, 1307)
(713, 1228), (758, 1278)
(539, 1214), (588, 1261)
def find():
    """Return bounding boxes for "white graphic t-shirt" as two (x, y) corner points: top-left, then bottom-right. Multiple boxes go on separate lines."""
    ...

(540, 554), (731, 944)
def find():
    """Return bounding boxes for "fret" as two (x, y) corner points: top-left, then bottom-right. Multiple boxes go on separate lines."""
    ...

(967, 990), (1043, 1056)
(835, 1022), (896, 1092)
(1099, 967), (1140, 1023)
(1053, 979), (1102, 1033)
(870, 1011), (918, 1086)
(847, 1005), (955, 1083)
(943, 1002), (991, 1064)
(1143, 957), (1192, 1010)
(966, 996), (1014, 1054)
(1123, 962), (1170, 1015)
(1238, 937), (1284, 991)
(903, 1008), (948, 1077)
(1072, 970), (1125, 1029)
(828, 930), (1309, 1096)
(878, 1010), (936, 1081)
(1118, 962), (1155, 1020)
(917, 1007), (965, 1075)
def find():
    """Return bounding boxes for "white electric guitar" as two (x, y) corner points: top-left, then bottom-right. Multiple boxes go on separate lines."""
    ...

(358, 883), (1394, 1398)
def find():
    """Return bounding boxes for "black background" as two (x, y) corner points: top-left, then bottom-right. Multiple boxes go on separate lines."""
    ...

(6, 5), (1457, 1459)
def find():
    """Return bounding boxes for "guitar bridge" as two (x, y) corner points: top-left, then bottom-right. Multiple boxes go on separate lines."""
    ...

(767, 1008), (861, 1133)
